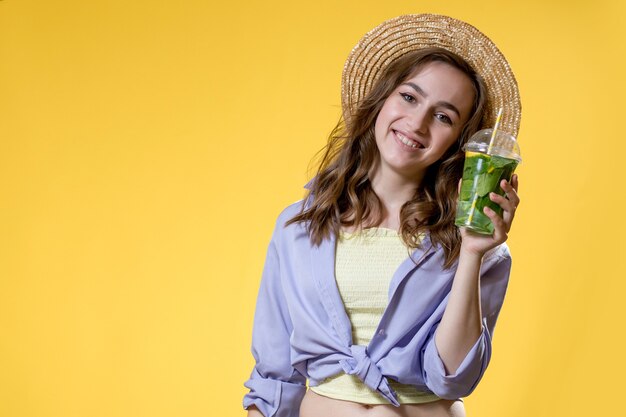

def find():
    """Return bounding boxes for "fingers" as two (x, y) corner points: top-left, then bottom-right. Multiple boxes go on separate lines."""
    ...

(512, 173), (519, 193)
(503, 174), (520, 208)
(485, 174), (520, 236)
(461, 175), (520, 251)
(483, 205), (508, 241)
(491, 176), (520, 212)
(489, 191), (516, 214)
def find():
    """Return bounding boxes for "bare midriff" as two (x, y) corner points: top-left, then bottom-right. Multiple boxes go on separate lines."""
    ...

(299, 389), (465, 417)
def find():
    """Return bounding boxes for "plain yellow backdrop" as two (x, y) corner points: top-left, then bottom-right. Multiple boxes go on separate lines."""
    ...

(1, 0), (625, 416)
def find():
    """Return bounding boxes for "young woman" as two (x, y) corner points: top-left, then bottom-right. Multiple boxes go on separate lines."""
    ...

(243, 14), (521, 417)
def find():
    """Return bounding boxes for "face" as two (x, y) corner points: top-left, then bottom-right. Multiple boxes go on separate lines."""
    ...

(372, 61), (476, 184)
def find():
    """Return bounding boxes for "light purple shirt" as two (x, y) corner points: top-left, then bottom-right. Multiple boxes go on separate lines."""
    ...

(243, 181), (512, 417)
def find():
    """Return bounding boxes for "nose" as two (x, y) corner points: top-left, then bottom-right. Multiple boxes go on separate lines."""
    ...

(407, 108), (429, 135)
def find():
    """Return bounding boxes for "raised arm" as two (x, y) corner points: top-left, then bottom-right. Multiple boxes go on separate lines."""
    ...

(419, 175), (519, 399)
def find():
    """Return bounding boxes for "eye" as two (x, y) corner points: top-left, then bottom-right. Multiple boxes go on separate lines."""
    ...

(435, 113), (453, 125)
(399, 92), (415, 103)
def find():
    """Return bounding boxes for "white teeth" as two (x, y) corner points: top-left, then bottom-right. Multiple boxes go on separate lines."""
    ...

(395, 131), (421, 148)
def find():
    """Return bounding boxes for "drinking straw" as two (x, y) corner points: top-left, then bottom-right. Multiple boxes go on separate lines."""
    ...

(468, 107), (503, 224)
(467, 193), (479, 224)
(487, 107), (503, 155)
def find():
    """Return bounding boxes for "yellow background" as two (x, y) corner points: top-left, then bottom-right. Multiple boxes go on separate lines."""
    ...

(1, 0), (625, 416)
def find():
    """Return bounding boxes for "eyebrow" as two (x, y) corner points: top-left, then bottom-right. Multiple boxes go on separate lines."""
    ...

(401, 82), (461, 118)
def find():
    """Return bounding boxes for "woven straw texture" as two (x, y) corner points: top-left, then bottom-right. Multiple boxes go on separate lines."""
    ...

(342, 14), (521, 137)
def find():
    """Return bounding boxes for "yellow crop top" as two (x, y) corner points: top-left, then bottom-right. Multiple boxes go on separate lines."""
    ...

(309, 227), (441, 404)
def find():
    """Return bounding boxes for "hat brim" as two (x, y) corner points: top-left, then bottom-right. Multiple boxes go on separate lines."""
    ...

(342, 14), (521, 137)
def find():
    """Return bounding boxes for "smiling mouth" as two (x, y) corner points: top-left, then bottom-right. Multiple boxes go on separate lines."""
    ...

(394, 130), (425, 149)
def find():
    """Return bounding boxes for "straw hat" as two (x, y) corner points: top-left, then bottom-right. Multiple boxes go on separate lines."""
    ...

(342, 14), (522, 137)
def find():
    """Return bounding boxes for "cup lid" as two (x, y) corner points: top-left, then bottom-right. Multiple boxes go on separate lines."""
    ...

(463, 128), (522, 163)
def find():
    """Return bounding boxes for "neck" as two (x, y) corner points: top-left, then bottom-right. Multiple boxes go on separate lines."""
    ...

(367, 162), (422, 229)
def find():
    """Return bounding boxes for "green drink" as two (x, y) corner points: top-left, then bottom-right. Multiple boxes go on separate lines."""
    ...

(455, 129), (522, 235)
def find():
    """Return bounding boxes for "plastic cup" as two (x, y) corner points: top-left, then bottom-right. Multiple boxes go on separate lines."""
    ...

(455, 128), (522, 235)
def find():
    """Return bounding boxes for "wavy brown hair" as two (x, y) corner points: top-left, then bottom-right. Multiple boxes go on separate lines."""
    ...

(285, 47), (487, 269)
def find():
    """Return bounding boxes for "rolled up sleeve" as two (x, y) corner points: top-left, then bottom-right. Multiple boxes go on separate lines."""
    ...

(422, 318), (492, 399)
(421, 249), (511, 400)
(243, 227), (306, 417)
